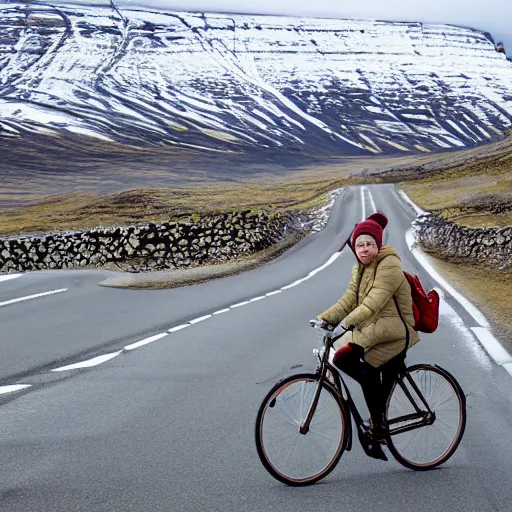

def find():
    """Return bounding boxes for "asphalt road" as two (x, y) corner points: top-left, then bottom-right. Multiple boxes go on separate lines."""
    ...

(1, 184), (511, 512)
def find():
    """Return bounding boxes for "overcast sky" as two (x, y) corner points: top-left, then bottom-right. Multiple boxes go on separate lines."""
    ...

(119, 0), (511, 53)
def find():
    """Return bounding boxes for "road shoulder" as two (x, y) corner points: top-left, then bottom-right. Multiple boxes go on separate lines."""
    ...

(98, 231), (305, 290)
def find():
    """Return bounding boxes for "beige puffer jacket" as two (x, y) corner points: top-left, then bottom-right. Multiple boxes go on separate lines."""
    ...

(318, 246), (420, 367)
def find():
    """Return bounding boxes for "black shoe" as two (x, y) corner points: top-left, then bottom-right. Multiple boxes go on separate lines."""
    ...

(358, 430), (388, 461)
(367, 444), (388, 461)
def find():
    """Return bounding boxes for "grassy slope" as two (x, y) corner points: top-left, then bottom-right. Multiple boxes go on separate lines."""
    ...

(0, 176), (356, 236)
(1, 130), (494, 234)
(379, 134), (512, 227)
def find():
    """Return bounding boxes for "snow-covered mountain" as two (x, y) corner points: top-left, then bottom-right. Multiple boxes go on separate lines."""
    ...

(1, 1), (512, 157)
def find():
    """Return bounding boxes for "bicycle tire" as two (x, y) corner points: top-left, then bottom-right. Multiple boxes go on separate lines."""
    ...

(255, 373), (349, 486)
(386, 364), (466, 471)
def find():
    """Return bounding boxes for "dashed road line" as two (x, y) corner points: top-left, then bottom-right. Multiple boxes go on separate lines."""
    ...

(168, 324), (190, 332)
(360, 186), (366, 220)
(52, 351), (122, 372)
(230, 301), (250, 308)
(32, 192), (359, 380)
(0, 384), (31, 395)
(363, 186), (377, 213)
(124, 333), (169, 351)
(189, 314), (212, 324)
(0, 288), (67, 308)
(0, 274), (22, 283)
(213, 308), (230, 315)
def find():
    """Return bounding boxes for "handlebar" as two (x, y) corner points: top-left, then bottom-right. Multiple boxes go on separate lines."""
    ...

(309, 319), (353, 340)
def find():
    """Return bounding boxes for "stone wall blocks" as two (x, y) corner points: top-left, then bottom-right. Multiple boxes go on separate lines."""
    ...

(0, 209), (293, 272)
(416, 213), (511, 268)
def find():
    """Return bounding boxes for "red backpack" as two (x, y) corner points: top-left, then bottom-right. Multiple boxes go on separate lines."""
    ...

(403, 271), (440, 333)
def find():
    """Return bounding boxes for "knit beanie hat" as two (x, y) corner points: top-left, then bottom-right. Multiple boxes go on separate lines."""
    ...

(350, 212), (388, 250)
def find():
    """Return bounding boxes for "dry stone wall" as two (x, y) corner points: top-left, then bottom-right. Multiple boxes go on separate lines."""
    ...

(414, 213), (512, 269)
(0, 210), (296, 273)
(0, 187), (344, 274)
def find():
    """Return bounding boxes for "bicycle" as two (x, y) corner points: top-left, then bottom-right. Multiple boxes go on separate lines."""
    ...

(255, 320), (467, 486)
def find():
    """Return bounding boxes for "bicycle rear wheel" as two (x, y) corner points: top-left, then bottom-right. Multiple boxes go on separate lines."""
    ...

(255, 373), (349, 486)
(386, 364), (466, 470)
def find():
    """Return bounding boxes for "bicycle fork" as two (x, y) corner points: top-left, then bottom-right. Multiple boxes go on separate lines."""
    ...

(299, 345), (331, 435)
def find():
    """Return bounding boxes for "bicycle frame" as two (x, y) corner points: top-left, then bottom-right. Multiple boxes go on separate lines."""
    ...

(299, 329), (436, 443)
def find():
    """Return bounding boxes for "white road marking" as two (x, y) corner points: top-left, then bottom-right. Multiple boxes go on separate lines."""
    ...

(503, 363), (512, 378)
(213, 308), (230, 315)
(393, 188), (412, 214)
(230, 301), (250, 308)
(0, 384), (31, 395)
(471, 327), (512, 366)
(52, 351), (122, 372)
(0, 288), (67, 308)
(189, 314), (212, 324)
(0, 274), (22, 282)
(397, 188), (426, 215)
(249, 296), (266, 302)
(265, 290), (282, 296)
(168, 324), (190, 332)
(363, 186), (377, 213)
(360, 186), (366, 220)
(308, 252), (341, 276)
(281, 278), (307, 290)
(439, 293), (493, 368)
(124, 333), (168, 351)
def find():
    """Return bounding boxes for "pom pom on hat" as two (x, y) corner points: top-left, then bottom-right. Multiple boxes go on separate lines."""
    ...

(367, 212), (388, 230)
(351, 212), (388, 250)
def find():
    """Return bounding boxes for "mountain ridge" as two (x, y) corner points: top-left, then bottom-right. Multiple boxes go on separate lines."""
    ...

(1, 2), (512, 159)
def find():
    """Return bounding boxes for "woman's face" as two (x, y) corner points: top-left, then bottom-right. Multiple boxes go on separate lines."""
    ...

(355, 235), (379, 265)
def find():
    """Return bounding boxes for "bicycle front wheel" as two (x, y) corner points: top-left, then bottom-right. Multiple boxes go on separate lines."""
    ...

(255, 373), (349, 486)
(386, 364), (466, 470)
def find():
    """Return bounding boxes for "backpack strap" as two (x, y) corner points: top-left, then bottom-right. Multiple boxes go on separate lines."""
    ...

(377, 254), (410, 354)
(393, 295), (410, 354)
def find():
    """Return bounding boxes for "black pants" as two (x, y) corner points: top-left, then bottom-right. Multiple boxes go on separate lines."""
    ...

(333, 343), (405, 425)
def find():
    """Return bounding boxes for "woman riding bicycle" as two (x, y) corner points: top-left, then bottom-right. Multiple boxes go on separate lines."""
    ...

(317, 212), (419, 460)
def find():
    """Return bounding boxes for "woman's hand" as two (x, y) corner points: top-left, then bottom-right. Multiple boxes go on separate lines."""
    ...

(340, 319), (354, 331)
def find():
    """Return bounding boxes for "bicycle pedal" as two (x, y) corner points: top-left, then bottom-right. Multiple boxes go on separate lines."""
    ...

(358, 434), (388, 461)
(366, 429), (389, 444)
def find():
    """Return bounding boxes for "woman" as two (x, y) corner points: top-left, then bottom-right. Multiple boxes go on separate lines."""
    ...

(317, 212), (419, 460)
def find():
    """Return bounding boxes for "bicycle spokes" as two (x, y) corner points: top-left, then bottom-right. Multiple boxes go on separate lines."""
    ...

(386, 365), (466, 469)
(256, 375), (348, 485)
